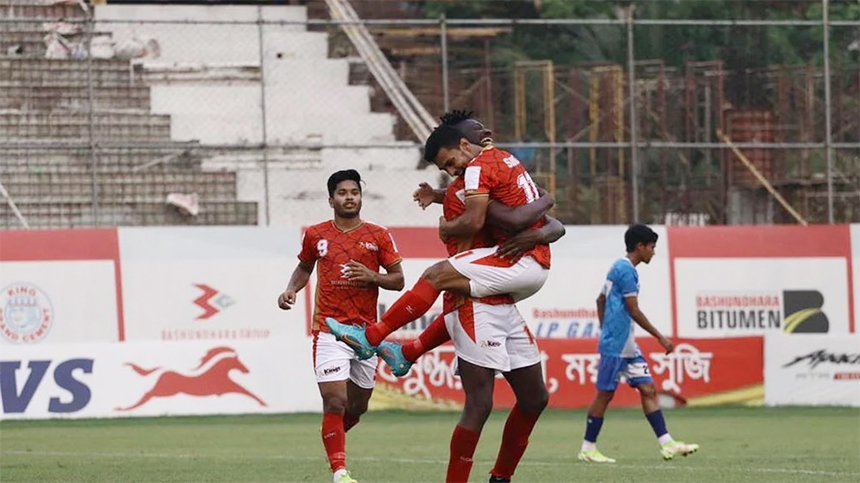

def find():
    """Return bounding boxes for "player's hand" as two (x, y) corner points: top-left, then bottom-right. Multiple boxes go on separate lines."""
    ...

(658, 336), (674, 354)
(278, 290), (297, 310)
(343, 260), (377, 284)
(413, 182), (436, 210)
(497, 229), (541, 259)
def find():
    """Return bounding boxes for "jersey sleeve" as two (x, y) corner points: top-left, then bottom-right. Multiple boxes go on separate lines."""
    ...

(297, 227), (318, 264)
(378, 228), (403, 269)
(617, 264), (640, 297)
(464, 161), (493, 196)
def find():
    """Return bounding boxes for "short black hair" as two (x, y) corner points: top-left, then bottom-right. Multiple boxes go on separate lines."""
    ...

(423, 124), (464, 163)
(625, 224), (658, 252)
(327, 169), (362, 198)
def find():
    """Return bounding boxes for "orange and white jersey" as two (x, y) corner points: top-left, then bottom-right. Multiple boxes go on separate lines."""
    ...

(463, 146), (551, 269)
(298, 220), (402, 331)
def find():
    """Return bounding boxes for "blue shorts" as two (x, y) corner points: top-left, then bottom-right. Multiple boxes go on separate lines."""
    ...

(595, 354), (653, 391)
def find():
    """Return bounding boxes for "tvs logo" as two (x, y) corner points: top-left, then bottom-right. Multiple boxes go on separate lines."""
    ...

(193, 284), (235, 320)
(694, 290), (829, 333)
(115, 347), (266, 411)
(0, 283), (53, 344)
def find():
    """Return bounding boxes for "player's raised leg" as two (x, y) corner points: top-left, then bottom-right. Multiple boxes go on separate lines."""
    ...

(378, 313), (451, 376)
(326, 260), (467, 357)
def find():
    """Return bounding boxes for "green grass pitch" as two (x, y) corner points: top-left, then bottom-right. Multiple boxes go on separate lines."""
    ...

(1, 407), (858, 482)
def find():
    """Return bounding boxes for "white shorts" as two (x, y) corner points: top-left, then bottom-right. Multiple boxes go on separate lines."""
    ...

(444, 300), (541, 373)
(447, 246), (549, 302)
(313, 331), (378, 389)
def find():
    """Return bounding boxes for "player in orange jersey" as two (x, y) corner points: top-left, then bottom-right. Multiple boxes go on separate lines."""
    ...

(277, 169), (404, 483)
(326, 113), (553, 360)
(369, 112), (564, 483)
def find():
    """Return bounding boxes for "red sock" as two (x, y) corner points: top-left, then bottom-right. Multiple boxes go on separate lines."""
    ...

(343, 413), (360, 433)
(402, 313), (450, 363)
(367, 278), (440, 345)
(490, 405), (541, 480)
(321, 412), (346, 472)
(446, 425), (481, 483)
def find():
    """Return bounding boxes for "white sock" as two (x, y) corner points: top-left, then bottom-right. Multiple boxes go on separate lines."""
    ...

(333, 469), (347, 483)
(581, 440), (596, 452)
(658, 433), (673, 446)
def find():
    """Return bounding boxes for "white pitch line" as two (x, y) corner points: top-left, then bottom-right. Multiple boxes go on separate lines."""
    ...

(1, 450), (856, 478)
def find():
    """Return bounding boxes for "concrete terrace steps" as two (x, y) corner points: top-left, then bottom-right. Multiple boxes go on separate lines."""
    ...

(1, 1), (88, 20)
(0, 58), (138, 87)
(0, 82), (152, 110)
(0, 111), (171, 140)
(1, 171), (240, 203)
(0, 200), (259, 228)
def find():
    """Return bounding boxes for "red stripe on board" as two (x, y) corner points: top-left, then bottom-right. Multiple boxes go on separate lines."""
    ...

(667, 225), (851, 258)
(0, 229), (126, 341)
(0, 229), (119, 261)
(388, 227), (447, 259)
(848, 256), (856, 334)
(669, 247), (679, 337)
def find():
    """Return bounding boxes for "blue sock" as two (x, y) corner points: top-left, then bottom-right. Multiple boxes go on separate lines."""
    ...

(583, 416), (604, 443)
(645, 410), (668, 438)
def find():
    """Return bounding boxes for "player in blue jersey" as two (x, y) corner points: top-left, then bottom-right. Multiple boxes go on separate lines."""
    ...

(578, 224), (699, 463)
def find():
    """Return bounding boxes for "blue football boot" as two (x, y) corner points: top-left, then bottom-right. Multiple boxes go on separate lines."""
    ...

(325, 317), (377, 360)
(377, 341), (413, 377)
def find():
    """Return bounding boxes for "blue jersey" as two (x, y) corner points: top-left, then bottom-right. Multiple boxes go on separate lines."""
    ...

(597, 258), (640, 357)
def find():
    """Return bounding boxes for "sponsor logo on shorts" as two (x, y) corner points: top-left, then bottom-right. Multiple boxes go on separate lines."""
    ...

(321, 366), (341, 376)
(480, 340), (502, 348)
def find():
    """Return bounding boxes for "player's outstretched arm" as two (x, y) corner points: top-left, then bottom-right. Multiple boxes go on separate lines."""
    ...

(278, 261), (314, 310)
(486, 188), (555, 233)
(413, 182), (445, 210)
(624, 296), (674, 354)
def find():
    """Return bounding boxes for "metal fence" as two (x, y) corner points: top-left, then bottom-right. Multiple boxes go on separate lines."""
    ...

(1, 1), (858, 229)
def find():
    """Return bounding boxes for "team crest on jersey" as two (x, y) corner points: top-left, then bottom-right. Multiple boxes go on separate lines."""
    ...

(361, 241), (379, 252)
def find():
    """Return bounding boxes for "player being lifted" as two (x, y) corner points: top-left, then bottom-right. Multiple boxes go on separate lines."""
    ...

(578, 224), (699, 463)
(277, 169), (404, 483)
(326, 111), (552, 359)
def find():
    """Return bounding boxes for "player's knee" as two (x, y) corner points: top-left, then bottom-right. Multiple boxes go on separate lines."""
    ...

(637, 383), (657, 399)
(322, 394), (348, 414)
(422, 261), (463, 289)
(347, 399), (369, 416)
(597, 390), (615, 403)
(464, 394), (494, 422)
(421, 262), (447, 285)
(517, 385), (549, 414)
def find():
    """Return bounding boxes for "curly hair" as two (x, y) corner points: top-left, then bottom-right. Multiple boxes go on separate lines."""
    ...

(439, 110), (475, 126)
